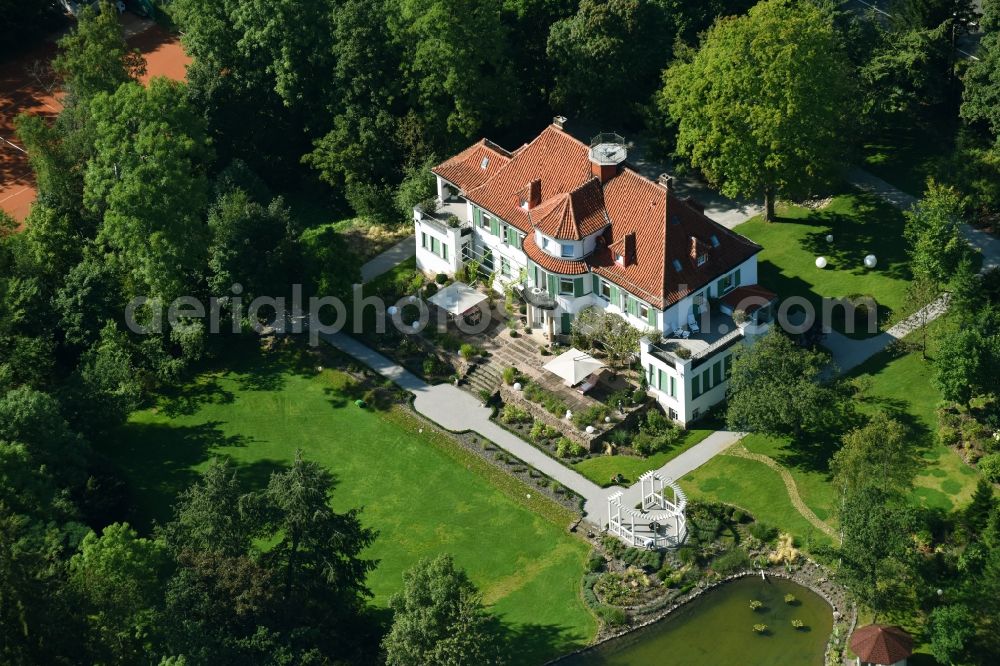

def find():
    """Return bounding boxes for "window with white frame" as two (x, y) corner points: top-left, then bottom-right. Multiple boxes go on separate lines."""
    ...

(479, 212), (491, 231)
(559, 277), (574, 295)
(638, 302), (650, 320)
(421, 232), (448, 260)
(718, 272), (735, 294)
(599, 280), (611, 300)
(560, 243), (573, 258)
(696, 254), (708, 266)
(500, 256), (512, 277)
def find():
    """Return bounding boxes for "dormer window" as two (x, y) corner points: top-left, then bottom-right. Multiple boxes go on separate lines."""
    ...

(615, 254), (624, 265)
(672, 259), (682, 272)
(710, 234), (720, 247)
(697, 254), (708, 266)
(480, 156), (489, 170)
(542, 236), (552, 251)
(561, 243), (574, 258)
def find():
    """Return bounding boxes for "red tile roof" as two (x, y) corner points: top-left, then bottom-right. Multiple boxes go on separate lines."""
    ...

(432, 139), (511, 192)
(850, 625), (913, 665)
(436, 124), (762, 310)
(522, 233), (589, 275)
(528, 178), (609, 240)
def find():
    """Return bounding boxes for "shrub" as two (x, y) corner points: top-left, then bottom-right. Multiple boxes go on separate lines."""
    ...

(422, 356), (446, 377)
(572, 405), (610, 429)
(556, 437), (586, 458)
(502, 366), (518, 385)
(596, 606), (627, 627)
(423, 282), (438, 297)
(632, 388), (646, 404)
(477, 388), (494, 404)
(435, 273), (448, 284)
(712, 549), (750, 575)
(608, 428), (634, 447)
(587, 553), (605, 573)
(362, 387), (393, 410)
(749, 522), (779, 543)
(607, 389), (633, 410)
(978, 453), (1000, 482)
(459, 343), (481, 360)
(530, 422), (558, 442)
(501, 404), (530, 424)
(731, 509), (746, 523)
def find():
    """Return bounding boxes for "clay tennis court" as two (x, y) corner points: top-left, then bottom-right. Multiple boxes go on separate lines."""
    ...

(0, 15), (190, 225)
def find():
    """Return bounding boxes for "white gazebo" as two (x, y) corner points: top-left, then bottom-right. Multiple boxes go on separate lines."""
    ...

(428, 282), (488, 317)
(542, 348), (605, 387)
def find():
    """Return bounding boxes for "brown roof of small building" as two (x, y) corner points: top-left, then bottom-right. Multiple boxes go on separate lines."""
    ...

(436, 124), (762, 309)
(720, 285), (778, 313)
(850, 625), (913, 665)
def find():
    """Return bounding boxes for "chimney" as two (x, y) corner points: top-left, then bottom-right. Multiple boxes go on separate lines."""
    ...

(658, 173), (674, 190)
(553, 115), (567, 129)
(527, 179), (542, 209)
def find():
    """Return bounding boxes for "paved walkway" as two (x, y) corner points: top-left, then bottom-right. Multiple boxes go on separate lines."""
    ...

(360, 235), (415, 282)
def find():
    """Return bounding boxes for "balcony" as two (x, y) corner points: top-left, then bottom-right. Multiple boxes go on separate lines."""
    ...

(415, 197), (469, 233)
(650, 310), (747, 367)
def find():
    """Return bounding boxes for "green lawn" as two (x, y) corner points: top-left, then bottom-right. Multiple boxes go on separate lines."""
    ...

(851, 328), (980, 512)
(573, 428), (713, 487)
(736, 193), (912, 337)
(677, 327), (980, 551)
(102, 349), (596, 663)
(679, 456), (834, 551)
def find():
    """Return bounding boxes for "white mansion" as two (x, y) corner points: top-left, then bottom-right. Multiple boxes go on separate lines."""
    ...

(413, 119), (777, 425)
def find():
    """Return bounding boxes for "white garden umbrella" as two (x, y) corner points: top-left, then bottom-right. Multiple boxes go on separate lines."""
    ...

(428, 282), (487, 315)
(543, 348), (605, 386)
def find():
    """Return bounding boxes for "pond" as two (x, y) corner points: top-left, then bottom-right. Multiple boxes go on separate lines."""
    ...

(564, 576), (833, 666)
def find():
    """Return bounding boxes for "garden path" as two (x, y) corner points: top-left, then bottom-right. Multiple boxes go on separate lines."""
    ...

(360, 235), (416, 282)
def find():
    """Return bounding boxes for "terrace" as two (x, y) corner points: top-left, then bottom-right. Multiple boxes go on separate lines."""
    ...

(650, 310), (748, 368)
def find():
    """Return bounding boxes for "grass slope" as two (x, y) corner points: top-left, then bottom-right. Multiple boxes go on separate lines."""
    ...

(103, 350), (596, 663)
(573, 428), (713, 487)
(736, 193), (912, 338)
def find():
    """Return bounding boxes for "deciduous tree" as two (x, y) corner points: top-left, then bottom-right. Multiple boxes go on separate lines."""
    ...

(383, 554), (504, 666)
(658, 0), (854, 220)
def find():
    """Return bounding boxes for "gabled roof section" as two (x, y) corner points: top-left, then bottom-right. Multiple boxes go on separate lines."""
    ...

(465, 125), (594, 233)
(849, 625), (913, 665)
(529, 178), (609, 240)
(432, 139), (511, 192)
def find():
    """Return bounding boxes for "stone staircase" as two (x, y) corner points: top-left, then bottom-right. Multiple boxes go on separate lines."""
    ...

(463, 361), (502, 397)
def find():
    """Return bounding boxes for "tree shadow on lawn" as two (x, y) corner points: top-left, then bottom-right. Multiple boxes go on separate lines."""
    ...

(156, 375), (236, 418)
(795, 193), (911, 283)
(111, 420), (256, 531)
(500, 620), (590, 665)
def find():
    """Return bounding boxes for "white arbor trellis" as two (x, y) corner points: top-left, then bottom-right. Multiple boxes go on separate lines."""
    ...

(607, 472), (687, 549)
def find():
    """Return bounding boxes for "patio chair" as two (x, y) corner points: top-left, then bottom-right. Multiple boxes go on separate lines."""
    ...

(687, 312), (700, 333)
(576, 371), (601, 394)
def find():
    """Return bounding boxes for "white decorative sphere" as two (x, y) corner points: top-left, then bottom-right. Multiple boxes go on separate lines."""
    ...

(815, 256), (828, 269)
(604, 416), (612, 423)
(410, 324), (420, 333)
(864, 254), (877, 268)
(387, 305), (398, 315)
(513, 382), (522, 391)
(408, 295), (417, 303)
(825, 234), (833, 243)
(586, 425), (595, 434)
(565, 410), (573, 420)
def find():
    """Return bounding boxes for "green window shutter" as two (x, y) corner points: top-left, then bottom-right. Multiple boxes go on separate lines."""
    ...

(692, 375), (700, 398)
(489, 216), (499, 236)
(647, 305), (657, 327)
(713, 361), (722, 385)
(547, 273), (557, 295)
(474, 207), (482, 227)
(443, 244), (448, 261)
(561, 312), (572, 334)
(610, 285), (619, 304)
(669, 375), (676, 397)
(702, 369), (711, 390)
(716, 278), (724, 295)
(592, 274), (599, 293)
(629, 296), (638, 317)
(724, 354), (733, 378)
(659, 369), (667, 392)
(735, 269), (742, 286)
(573, 277), (584, 297)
